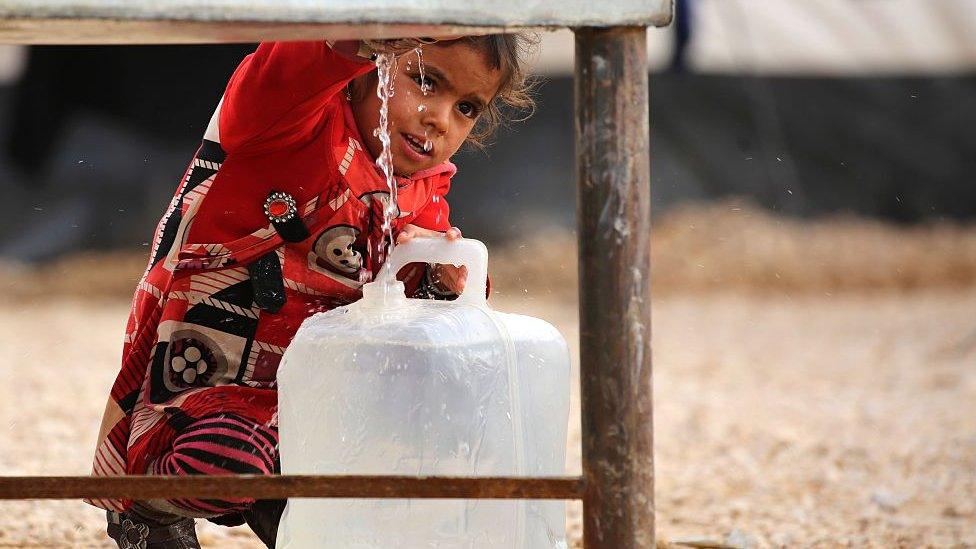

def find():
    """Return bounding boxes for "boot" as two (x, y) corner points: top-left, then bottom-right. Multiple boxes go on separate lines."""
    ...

(106, 510), (201, 549)
(242, 499), (287, 548)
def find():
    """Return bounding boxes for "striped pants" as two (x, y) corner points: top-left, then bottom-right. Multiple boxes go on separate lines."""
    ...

(144, 413), (279, 518)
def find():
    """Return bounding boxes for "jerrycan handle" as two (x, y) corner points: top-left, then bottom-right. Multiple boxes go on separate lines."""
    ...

(385, 237), (489, 306)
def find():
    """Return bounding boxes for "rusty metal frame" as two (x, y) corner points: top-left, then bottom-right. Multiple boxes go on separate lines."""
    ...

(575, 26), (654, 548)
(0, 17), (656, 549)
(0, 475), (585, 500)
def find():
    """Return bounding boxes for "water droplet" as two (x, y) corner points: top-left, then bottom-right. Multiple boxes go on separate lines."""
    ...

(415, 47), (429, 96)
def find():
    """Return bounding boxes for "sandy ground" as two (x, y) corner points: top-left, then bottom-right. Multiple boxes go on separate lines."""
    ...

(1, 289), (974, 548)
(1, 206), (975, 547)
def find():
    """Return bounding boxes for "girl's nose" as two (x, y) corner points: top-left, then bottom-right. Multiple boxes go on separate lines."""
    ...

(421, 101), (450, 135)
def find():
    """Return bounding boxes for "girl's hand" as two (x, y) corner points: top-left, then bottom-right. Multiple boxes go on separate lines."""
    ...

(396, 224), (468, 295)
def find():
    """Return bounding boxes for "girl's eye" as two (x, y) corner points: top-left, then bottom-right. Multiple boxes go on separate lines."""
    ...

(457, 102), (479, 119)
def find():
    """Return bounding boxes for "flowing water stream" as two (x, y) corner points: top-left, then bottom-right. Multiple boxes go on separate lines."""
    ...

(372, 50), (397, 277)
(374, 46), (430, 285)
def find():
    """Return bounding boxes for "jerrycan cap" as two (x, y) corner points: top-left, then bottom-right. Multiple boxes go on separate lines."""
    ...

(364, 237), (489, 308)
(359, 278), (409, 309)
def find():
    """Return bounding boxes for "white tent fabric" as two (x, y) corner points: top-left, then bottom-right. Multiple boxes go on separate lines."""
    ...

(534, 0), (976, 75)
(0, 46), (26, 84)
(695, 0), (976, 74)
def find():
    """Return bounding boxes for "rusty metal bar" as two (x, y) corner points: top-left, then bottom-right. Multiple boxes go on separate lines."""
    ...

(0, 475), (585, 501)
(575, 26), (654, 548)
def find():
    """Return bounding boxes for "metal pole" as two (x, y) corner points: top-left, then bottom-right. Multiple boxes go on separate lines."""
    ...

(575, 26), (654, 548)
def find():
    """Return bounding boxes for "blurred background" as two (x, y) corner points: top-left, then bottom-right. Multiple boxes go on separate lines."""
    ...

(1, 0), (975, 547)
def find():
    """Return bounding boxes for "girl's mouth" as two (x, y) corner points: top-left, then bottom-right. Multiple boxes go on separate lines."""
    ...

(401, 132), (432, 159)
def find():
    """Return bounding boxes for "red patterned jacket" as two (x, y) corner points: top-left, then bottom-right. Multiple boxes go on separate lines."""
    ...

(88, 41), (456, 511)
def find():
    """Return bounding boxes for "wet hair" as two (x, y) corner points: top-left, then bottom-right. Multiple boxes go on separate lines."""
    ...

(355, 33), (539, 147)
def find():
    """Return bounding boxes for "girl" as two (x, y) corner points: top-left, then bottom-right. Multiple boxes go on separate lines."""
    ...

(89, 34), (536, 548)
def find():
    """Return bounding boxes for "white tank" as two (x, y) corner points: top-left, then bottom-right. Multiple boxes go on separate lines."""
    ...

(276, 238), (571, 548)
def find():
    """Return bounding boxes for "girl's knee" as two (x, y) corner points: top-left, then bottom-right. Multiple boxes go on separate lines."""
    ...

(157, 413), (278, 477)
(150, 414), (279, 516)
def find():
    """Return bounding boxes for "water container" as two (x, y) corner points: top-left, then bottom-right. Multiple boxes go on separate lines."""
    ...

(276, 237), (571, 548)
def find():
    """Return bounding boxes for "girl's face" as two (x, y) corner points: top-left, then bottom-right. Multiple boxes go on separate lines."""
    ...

(351, 42), (504, 177)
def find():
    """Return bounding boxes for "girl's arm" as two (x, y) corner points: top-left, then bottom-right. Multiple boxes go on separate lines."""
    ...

(218, 41), (374, 155)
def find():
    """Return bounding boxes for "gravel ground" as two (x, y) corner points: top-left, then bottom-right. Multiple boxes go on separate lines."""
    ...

(1, 286), (974, 548)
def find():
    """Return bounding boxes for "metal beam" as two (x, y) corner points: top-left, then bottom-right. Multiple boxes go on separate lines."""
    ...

(575, 26), (654, 548)
(0, 475), (585, 500)
(0, 0), (671, 44)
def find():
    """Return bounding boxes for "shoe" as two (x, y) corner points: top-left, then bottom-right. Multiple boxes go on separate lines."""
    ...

(106, 510), (201, 549)
(242, 499), (286, 548)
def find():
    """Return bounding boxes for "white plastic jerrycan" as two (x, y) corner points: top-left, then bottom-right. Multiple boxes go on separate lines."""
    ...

(276, 237), (571, 548)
